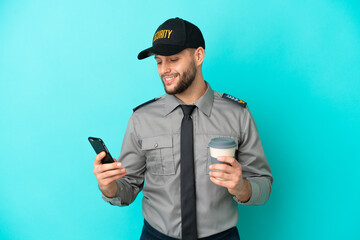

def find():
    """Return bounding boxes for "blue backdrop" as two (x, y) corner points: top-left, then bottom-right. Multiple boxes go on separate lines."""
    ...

(1, 0), (359, 239)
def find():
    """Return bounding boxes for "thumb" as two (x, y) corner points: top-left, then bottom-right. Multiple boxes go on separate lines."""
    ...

(94, 151), (106, 165)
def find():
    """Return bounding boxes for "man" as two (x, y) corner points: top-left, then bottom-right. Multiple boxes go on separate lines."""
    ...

(93, 17), (272, 240)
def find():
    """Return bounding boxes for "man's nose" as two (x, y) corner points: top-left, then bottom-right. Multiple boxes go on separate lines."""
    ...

(160, 62), (171, 75)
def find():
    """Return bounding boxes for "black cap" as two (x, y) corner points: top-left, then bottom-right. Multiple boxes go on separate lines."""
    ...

(138, 17), (205, 60)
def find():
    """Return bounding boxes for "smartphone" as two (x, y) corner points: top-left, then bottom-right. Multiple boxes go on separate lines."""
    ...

(88, 137), (115, 164)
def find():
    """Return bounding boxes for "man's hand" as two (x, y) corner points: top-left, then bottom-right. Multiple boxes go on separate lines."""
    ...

(209, 156), (252, 203)
(93, 151), (127, 198)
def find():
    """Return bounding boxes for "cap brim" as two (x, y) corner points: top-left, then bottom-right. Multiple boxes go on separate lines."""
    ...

(137, 44), (186, 60)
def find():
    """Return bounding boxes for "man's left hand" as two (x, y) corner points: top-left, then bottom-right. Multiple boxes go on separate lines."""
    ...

(209, 156), (252, 203)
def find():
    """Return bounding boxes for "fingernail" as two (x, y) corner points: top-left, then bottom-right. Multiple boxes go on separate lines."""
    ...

(117, 163), (122, 167)
(217, 156), (224, 160)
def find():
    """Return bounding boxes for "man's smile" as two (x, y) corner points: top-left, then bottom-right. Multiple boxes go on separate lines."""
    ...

(163, 74), (178, 85)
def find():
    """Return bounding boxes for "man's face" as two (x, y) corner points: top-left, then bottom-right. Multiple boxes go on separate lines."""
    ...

(155, 49), (197, 95)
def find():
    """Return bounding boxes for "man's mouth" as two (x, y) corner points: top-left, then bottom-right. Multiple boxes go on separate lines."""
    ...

(163, 75), (178, 85)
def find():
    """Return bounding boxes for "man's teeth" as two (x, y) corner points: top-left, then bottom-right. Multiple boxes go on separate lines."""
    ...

(165, 76), (176, 81)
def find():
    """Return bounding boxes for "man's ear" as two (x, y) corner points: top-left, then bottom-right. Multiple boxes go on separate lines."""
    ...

(194, 47), (205, 66)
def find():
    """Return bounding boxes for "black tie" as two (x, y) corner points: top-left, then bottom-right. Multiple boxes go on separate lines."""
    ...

(180, 105), (197, 240)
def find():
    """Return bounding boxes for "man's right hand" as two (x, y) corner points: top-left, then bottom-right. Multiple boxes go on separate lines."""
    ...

(93, 151), (127, 198)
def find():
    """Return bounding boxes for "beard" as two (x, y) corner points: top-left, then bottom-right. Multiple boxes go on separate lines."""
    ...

(162, 59), (197, 95)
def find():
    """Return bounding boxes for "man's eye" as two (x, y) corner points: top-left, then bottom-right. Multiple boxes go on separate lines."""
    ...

(156, 62), (162, 65)
(170, 59), (178, 62)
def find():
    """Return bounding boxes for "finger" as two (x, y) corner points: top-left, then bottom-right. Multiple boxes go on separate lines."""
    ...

(94, 161), (123, 174)
(209, 163), (233, 173)
(94, 151), (106, 166)
(209, 176), (228, 187)
(102, 169), (127, 182)
(101, 172), (127, 185)
(210, 176), (237, 189)
(217, 156), (239, 167)
(211, 169), (242, 185)
(101, 161), (123, 171)
(94, 164), (124, 178)
(97, 168), (126, 180)
(209, 170), (231, 180)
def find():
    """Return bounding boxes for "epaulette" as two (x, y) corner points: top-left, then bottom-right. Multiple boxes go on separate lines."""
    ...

(222, 93), (247, 108)
(133, 98), (158, 112)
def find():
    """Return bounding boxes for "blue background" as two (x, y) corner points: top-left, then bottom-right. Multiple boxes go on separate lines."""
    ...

(1, 0), (359, 239)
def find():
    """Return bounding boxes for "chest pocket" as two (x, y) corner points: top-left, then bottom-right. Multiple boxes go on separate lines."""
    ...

(142, 135), (175, 175)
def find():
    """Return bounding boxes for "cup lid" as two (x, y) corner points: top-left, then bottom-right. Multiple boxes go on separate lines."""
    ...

(208, 137), (237, 149)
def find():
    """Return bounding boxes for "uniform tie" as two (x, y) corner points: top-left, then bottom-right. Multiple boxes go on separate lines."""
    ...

(180, 105), (197, 240)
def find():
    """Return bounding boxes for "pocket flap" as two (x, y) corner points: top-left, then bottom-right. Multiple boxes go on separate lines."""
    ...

(141, 135), (172, 150)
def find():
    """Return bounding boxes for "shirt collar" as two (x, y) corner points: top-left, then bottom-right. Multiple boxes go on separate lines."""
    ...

(195, 81), (214, 117)
(163, 81), (214, 117)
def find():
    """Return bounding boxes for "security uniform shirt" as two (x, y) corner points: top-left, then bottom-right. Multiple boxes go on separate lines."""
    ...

(103, 82), (273, 238)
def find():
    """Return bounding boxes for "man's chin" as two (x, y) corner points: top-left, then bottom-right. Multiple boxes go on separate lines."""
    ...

(164, 87), (177, 95)
(163, 83), (178, 95)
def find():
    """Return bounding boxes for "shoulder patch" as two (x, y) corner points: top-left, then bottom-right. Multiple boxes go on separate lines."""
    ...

(133, 98), (158, 112)
(222, 93), (247, 108)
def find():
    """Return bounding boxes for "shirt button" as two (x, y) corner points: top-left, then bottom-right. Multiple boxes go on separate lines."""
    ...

(154, 143), (158, 148)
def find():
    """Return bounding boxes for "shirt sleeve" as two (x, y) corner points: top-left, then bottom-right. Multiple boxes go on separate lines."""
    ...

(234, 106), (273, 206)
(102, 113), (146, 206)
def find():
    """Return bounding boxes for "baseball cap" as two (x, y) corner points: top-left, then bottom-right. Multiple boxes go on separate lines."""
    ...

(138, 17), (205, 60)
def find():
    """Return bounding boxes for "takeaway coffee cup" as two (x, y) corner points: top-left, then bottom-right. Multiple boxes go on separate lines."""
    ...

(208, 138), (237, 180)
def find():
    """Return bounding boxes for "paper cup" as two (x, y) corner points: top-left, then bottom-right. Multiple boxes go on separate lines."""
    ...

(208, 138), (237, 180)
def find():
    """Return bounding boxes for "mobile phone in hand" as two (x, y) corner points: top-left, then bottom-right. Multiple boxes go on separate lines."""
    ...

(88, 137), (115, 164)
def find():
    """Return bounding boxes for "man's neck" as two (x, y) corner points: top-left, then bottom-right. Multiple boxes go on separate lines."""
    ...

(175, 76), (207, 105)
